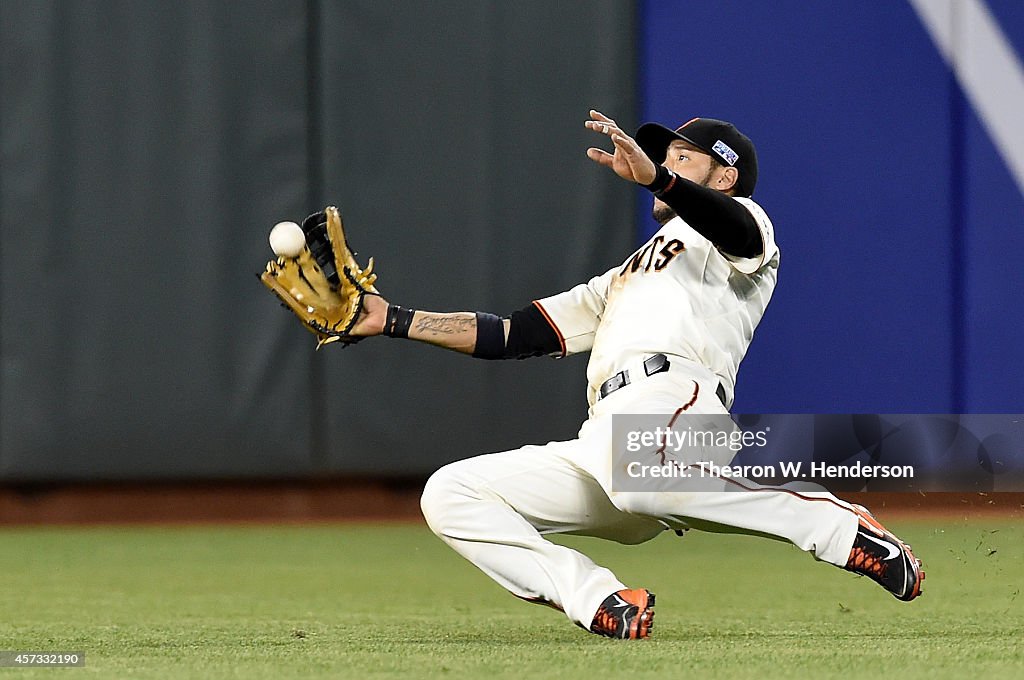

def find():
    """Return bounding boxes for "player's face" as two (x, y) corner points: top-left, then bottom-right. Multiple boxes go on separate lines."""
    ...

(652, 140), (732, 224)
(663, 140), (717, 184)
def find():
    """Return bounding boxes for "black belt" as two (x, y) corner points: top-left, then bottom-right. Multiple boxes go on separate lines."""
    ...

(597, 353), (729, 406)
(598, 354), (671, 400)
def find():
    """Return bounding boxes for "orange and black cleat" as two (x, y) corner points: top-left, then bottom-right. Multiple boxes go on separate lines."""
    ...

(590, 588), (655, 639)
(845, 505), (924, 601)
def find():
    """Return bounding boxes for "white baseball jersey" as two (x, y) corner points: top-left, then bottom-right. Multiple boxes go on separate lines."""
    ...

(534, 197), (779, 409)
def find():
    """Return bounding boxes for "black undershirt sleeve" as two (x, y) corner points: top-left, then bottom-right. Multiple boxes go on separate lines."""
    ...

(466, 303), (562, 361)
(503, 303), (561, 360)
(643, 165), (763, 259)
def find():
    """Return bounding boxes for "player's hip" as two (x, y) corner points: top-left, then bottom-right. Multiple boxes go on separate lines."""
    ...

(588, 354), (728, 418)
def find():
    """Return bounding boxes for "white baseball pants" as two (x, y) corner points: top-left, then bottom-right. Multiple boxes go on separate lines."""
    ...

(420, 363), (860, 629)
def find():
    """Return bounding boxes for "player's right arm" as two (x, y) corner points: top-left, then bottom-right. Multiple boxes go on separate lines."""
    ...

(352, 269), (613, 358)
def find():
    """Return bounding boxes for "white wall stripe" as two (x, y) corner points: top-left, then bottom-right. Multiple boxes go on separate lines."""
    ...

(909, 0), (1024, 197)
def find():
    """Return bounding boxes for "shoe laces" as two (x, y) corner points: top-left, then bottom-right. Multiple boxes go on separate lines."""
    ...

(847, 544), (889, 579)
(592, 603), (630, 636)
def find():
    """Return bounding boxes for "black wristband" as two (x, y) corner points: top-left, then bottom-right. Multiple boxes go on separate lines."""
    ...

(383, 304), (416, 338)
(642, 165), (677, 196)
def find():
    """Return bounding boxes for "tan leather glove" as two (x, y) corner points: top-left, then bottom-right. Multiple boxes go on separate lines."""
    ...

(260, 206), (378, 349)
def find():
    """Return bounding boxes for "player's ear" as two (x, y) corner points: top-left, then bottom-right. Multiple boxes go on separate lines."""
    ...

(716, 166), (739, 194)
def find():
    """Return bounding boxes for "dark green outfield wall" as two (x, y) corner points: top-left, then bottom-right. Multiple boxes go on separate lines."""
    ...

(0, 1), (637, 480)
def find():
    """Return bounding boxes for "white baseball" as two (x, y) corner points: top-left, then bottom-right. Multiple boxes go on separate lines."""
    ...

(269, 221), (305, 258)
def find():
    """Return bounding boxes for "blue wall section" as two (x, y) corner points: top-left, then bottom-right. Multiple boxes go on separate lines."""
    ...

(959, 0), (1024, 413)
(988, 0), (1024, 59)
(639, 0), (1023, 413)
(963, 104), (1024, 411)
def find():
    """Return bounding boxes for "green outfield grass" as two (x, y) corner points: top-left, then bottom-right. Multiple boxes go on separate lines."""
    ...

(0, 516), (1021, 679)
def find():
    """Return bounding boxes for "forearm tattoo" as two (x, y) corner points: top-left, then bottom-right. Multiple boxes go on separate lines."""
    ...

(414, 314), (476, 336)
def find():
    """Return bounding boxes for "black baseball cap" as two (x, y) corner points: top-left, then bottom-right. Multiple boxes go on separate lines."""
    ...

(635, 117), (758, 197)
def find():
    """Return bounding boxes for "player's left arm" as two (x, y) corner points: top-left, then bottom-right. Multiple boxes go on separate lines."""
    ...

(642, 168), (763, 259)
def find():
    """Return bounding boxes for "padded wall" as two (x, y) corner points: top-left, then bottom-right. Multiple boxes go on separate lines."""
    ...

(0, 1), (637, 480)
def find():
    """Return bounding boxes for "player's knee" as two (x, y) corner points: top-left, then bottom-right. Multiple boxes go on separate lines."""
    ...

(420, 462), (473, 534)
(419, 467), (450, 532)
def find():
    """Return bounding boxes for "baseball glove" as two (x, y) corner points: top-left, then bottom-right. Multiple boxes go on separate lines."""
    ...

(260, 206), (378, 349)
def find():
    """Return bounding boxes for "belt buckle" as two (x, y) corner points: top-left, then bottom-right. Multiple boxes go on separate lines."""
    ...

(643, 353), (670, 376)
(599, 355), (671, 401)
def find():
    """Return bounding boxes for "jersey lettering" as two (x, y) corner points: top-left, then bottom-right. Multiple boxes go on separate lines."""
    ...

(620, 238), (657, 276)
(653, 239), (686, 271)
(618, 236), (686, 277)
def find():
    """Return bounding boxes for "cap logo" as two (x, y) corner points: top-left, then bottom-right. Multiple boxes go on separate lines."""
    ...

(712, 140), (739, 166)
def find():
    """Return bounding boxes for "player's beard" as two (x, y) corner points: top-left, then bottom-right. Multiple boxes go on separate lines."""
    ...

(652, 202), (676, 225)
(652, 166), (718, 225)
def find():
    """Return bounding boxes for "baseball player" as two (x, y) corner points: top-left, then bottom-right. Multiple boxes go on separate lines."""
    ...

(344, 110), (925, 639)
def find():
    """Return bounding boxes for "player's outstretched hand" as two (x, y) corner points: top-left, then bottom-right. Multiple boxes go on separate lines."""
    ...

(349, 292), (389, 337)
(585, 110), (657, 186)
